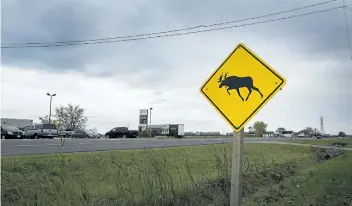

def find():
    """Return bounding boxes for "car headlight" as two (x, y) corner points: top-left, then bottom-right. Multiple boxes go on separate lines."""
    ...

(7, 132), (13, 135)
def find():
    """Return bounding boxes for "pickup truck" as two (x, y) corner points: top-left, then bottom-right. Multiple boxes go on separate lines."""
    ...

(22, 123), (59, 139)
(105, 127), (138, 138)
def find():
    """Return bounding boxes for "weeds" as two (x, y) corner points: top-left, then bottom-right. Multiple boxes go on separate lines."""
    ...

(2, 144), (340, 206)
(313, 147), (344, 162)
(331, 141), (347, 147)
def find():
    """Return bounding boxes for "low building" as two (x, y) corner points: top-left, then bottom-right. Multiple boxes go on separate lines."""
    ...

(1, 118), (33, 130)
(278, 130), (294, 138)
(263, 131), (275, 138)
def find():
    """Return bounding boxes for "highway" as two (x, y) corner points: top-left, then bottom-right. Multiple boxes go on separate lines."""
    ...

(0, 137), (284, 156)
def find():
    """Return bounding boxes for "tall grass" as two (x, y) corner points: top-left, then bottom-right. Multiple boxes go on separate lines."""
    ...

(1, 142), (342, 206)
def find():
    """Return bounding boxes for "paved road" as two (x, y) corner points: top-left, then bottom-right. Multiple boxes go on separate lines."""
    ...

(1, 137), (284, 156)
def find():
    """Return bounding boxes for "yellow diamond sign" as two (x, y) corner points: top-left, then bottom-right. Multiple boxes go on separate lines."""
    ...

(200, 43), (286, 132)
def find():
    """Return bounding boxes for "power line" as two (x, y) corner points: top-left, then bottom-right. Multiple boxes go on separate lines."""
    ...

(1, 5), (349, 49)
(2, 0), (339, 46)
(342, 0), (352, 59)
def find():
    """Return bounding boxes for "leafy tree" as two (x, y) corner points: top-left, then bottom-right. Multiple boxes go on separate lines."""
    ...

(55, 104), (88, 130)
(253, 121), (268, 137)
(338, 131), (346, 137)
(300, 127), (314, 135)
(38, 115), (58, 125)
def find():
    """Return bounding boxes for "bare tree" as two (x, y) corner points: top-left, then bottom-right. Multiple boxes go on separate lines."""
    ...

(55, 104), (88, 130)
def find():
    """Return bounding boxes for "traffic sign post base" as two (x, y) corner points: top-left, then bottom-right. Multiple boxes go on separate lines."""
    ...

(230, 128), (244, 206)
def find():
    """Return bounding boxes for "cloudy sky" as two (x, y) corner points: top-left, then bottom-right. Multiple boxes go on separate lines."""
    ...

(1, 0), (352, 134)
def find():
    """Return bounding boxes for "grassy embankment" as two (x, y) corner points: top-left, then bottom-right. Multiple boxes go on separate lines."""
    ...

(2, 143), (352, 206)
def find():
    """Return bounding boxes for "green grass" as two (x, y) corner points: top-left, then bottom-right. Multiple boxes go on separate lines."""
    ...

(245, 151), (352, 206)
(1, 143), (351, 206)
(281, 138), (352, 148)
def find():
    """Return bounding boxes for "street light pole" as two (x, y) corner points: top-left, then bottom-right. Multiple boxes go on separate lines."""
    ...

(47, 93), (56, 124)
(149, 107), (153, 126)
(149, 107), (153, 137)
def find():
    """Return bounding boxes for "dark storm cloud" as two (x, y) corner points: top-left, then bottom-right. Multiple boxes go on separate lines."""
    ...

(1, 0), (351, 78)
(1, 0), (166, 72)
(2, 0), (105, 71)
(159, 0), (351, 59)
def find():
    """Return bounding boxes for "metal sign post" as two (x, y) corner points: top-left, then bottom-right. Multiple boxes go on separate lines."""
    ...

(230, 128), (244, 206)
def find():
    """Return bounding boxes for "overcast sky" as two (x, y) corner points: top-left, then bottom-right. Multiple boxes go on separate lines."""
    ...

(1, 0), (352, 134)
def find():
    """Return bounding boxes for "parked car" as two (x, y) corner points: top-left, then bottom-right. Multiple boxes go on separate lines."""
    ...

(1, 125), (24, 139)
(22, 123), (59, 139)
(105, 127), (138, 138)
(59, 128), (74, 138)
(71, 129), (99, 139)
(86, 130), (100, 139)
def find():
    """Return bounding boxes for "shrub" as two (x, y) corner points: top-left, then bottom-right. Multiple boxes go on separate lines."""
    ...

(338, 131), (346, 137)
(331, 142), (347, 147)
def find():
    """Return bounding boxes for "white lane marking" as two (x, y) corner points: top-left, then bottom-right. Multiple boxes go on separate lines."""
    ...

(4, 145), (37, 147)
(5, 144), (61, 148)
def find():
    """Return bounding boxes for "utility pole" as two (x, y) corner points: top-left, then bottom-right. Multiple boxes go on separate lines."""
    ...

(46, 93), (56, 123)
(320, 116), (324, 135)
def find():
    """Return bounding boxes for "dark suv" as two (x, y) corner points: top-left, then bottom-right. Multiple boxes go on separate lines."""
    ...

(1, 125), (24, 139)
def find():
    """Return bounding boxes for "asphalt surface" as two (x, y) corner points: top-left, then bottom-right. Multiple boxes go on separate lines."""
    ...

(0, 137), (284, 156)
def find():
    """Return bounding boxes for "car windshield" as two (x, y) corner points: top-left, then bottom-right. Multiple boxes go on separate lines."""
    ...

(2, 125), (20, 132)
(42, 124), (57, 129)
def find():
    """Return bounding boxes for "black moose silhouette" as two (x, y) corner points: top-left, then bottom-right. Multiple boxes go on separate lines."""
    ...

(218, 72), (263, 101)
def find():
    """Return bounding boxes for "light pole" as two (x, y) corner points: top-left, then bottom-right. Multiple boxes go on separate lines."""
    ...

(47, 93), (56, 124)
(149, 107), (153, 126)
(149, 107), (153, 137)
